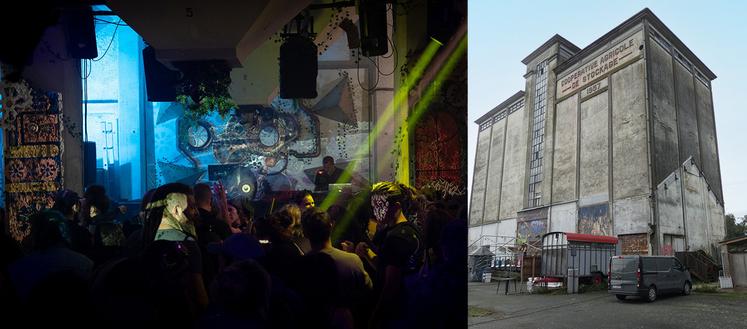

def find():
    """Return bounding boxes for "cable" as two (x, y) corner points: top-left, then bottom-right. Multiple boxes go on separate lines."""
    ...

(94, 18), (128, 26)
(356, 50), (380, 92)
(83, 59), (88, 141)
(92, 19), (121, 62)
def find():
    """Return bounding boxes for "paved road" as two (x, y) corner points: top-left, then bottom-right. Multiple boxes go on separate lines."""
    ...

(469, 282), (747, 329)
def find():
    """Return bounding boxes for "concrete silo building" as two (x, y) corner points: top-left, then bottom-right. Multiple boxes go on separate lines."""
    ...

(469, 8), (725, 258)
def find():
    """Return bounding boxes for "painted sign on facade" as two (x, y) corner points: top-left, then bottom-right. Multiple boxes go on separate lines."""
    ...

(557, 30), (643, 99)
(580, 78), (608, 101)
(578, 203), (612, 236)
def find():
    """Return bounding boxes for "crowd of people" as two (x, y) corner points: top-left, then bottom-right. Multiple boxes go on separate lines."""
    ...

(0, 180), (467, 329)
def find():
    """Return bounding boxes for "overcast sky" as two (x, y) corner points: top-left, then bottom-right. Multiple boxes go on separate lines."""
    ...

(468, 0), (747, 218)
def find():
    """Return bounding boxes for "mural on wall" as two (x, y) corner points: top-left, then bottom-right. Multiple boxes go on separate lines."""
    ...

(152, 69), (370, 198)
(2, 80), (64, 242)
(517, 207), (548, 243)
(578, 203), (612, 236)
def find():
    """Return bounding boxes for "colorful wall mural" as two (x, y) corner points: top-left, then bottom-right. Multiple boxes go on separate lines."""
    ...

(578, 203), (612, 236)
(517, 207), (548, 243)
(152, 69), (370, 199)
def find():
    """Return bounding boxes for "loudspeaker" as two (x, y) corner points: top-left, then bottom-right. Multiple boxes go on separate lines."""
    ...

(358, 0), (388, 57)
(143, 46), (180, 102)
(279, 35), (318, 99)
(83, 141), (97, 188)
(64, 6), (98, 59)
(427, 0), (464, 44)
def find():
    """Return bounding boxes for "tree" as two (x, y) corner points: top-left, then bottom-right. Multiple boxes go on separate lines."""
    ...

(725, 214), (747, 239)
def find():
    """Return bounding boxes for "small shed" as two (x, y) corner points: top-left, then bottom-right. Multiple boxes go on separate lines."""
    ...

(719, 235), (747, 288)
(541, 232), (618, 280)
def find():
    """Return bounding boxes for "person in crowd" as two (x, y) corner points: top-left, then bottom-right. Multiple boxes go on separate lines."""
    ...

(279, 203), (310, 253)
(194, 182), (232, 286)
(212, 232), (265, 267)
(226, 204), (242, 234)
(123, 188), (156, 238)
(292, 252), (352, 329)
(122, 188), (156, 258)
(262, 207), (304, 283)
(199, 259), (271, 329)
(52, 189), (93, 256)
(295, 189), (316, 209)
(332, 188), (372, 251)
(354, 181), (424, 329)
(302, 207), (373, 328)
(194, 183), (232, 241)
(7, 209), (94, 302)
(315, 156), (342, 191)
(422, 207), (454, 268)
(229, 195), (255, 234)
(141, 182), (208, 324)
(83, 185), (125, 265)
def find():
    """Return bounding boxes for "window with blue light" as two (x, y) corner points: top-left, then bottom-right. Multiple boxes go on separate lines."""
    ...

(82, 8), (147, 201)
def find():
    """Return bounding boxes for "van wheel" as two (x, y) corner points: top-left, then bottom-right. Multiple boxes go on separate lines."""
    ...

(682, 282), (691, 296)
(615, 294), (626, 301)
(646, 286), (657, 302)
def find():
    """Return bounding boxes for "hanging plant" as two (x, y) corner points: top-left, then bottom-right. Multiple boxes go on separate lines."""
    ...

(174, 60), (236, 119)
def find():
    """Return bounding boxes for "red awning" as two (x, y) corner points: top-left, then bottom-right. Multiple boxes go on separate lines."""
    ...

(565, 233), (618, 244)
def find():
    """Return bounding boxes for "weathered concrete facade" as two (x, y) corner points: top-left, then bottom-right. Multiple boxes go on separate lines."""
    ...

(470, 9), (724, 257)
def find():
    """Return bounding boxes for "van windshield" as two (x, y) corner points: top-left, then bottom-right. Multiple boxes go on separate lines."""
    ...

(611, 258), (637, 273)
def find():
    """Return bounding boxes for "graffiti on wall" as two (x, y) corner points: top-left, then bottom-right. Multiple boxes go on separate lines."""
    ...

(578, 203), (612, 236)
(413, 55), (467, 191)
(2, 80), (64, 242)
(620, 233), (648, 255)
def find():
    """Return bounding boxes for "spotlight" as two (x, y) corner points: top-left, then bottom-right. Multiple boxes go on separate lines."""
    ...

(241, 184), (252, 193)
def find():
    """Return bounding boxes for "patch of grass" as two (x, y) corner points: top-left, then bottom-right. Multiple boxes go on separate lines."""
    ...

(468, 306), (494, 317)
(694, 283), (719, 293)
(717, 292), (747, 299)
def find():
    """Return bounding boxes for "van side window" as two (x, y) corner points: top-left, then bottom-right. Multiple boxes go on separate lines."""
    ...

(656, 258), (671, 272)
(642, 257), (657, 271)
(672, 258), (683, 270)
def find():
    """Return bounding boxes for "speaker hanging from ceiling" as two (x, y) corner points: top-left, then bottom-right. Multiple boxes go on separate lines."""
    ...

(358, 0), (388, 57)
(279, 13), (318, 99)
(143, 45), (180, 102)
(64, 5), (98, 59)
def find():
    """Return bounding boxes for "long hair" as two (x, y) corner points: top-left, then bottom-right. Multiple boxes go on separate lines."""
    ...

(141, 183), (194, 252)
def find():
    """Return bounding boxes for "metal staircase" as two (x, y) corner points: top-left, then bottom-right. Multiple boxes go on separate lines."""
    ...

(676, 250), (721, 282)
